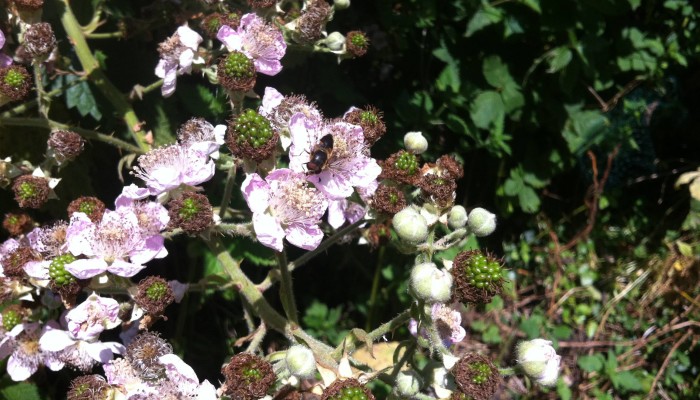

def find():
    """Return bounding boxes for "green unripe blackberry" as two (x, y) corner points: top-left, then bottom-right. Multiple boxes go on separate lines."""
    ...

(394, 151), (419, 175)
(2, 309), (22, 331)
(145, 281), (168, 299)
(242, 365), (263, 383)
(178, 197), (200, 220)
(451, 250), (506, 304)
(330, 386), (368, 400)
(49, 254), (78, 287)
(223, 51), (254, 79)
(463, 253), (503, 289)
(360, 110), (378, 125)
(234, 110), (274, 148)
(346, 31), (369, 57)
(469, 362), (491, 385)
(4, 69), (26, 87)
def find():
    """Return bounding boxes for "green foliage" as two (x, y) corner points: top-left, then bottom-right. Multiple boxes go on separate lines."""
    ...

(302, 300), (348, 345)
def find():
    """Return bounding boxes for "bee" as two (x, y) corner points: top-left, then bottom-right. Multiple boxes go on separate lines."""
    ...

(305, 134), (334, 174)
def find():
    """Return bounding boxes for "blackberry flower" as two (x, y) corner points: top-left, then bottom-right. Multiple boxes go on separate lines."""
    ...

(259, 86), (323, 150)
(0, 30), (12, 67)
(289, 114), (381, 200)
(134, 143), (215, 196)
(217, 13), (286, 76)
(155, 25), (203, 97)
(242, 169), (328, 251)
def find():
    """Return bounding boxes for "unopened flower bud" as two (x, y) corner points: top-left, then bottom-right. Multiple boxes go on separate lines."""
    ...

(404, 131), (428, 154)
(447, 205), (468, 229)
(516, 339), (561, 387)
(324, 31), (346, 52)
(395, 370), (422, 397)
(393, 207), (428, 244)
(467, 207), (496, 237)
(285, 345), (316, 378)
(409, 262), (452, 303)
(333, 0), (351, 10)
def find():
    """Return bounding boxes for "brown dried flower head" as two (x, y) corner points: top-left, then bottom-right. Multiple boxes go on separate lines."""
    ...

(12, 175), (50, 209)
(343, 106), (386, 146)
(295, 0), (333, 44)
(47, 130), (85, 164)
(321, 378), (375, 400)
(167, 192), (213, 235)
(2, 213), (34, 236)
(0, 65), (32, 102)
(419, 173), (457, 208)
(451, 354), (502, 400)
(346, 31), (369, 57)
(221, 353), (276, 400)
(372, 184), (406, 215)
(66, 374), (112, 400)
(68, 196), (106, 223)
(125, 331), (173, 381)
(1, 246), (40, 279)
(135, 276), (175, 316)
(23, 22), (56, 59)
(378, 151), (422, 186)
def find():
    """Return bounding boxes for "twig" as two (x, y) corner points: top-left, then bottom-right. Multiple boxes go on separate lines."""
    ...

(646, 331), (692, 400)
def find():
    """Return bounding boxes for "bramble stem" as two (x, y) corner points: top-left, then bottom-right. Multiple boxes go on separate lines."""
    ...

(0, 117), (144, 154)
(219, 165), (238, 219)
(276, 250), (299, 324)
(332, 308), (412, 359)
(58, 0), (149, 152)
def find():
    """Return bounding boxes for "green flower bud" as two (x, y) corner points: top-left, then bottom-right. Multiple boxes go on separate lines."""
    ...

(324, 31), (346, 52)
(395, 370), (422, 397)
(516, 339), (561, 387)
(447, 205), (468, 229)
(467, 207), (496, 237)
(393, 207), (428, 244)
(403, 131), (428, 154)
(409, 262), (452, 303)
(285, 345), (316, 379)
(333, 0), (351, 10)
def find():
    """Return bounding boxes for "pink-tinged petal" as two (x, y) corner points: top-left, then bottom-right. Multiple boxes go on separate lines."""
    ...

(0, 54), (11, 68)
(44, 355), (65, 371)
(0, 31), (5, 48)
(115, 184), (150, 208)
(452, 327), (467, 343)
(327, 200), (346, 229)
(0, 338), (12, 359)
(66, 294), (120, 340)
(106, 259), (145, 277)
(309, 171), (354, 199)
(24, 260), (50, 279)
(259, 87), (284, 116)
(84, 341), (123, 363)
(216, 25), (243, 51)
(7, 354), (37, 381)
(252, 212), (284, 252)
(197, 380), (218, 400)
(183, 155), (215, 186)
(39, 329), (75, 352)
(288, 114), (319, 172)
(65, 212), (96, 257)
(65, 258), (108, 279)
(160, 353), (199, 383)
(176, 26), (202, 50)
(169, 280), (189, 302)
(254, 58), (282, 76)
(213, 124), (226, 145)
(149, 165), (182, 193)
(241, 173), (271, 214)
(285, 223), (323, 250)
(179, 49), (195, 73)
(130, 235), (167, 264)
(352, 158), (382, 188)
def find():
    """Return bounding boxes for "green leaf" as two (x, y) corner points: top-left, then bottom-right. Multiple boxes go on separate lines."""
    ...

(553, 325), (573, 340)
(0, 381), (42, 400)
(503, 176), (524, 196)
(501, 83), (525, 113)
(65, 76), (102, 121)
(612, 371), (643, 392)
(483, 55), (513, 88)
(465, 4), (504, 37)
(627, 0), (641, 10)
(547, 47), (573, 73)
(521, 0), (542, 13)
(470, 90), (504, 129)
(482, 324), (502, 343)
(518, 186), (540, 214)
(557, 379), (572, 400)
(519, 314), (545, 338)
(561, 105), (608, 155)
(436, 63), (461, 93)
(445, 114), (472, 137)
(486, 295), (504, 311)
(577, 354), (605, 372)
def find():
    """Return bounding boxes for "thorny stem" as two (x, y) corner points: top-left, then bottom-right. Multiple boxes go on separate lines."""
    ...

(219, 165), (238, 219)
(331, 308), (412, 359)
(58, 0), (150, 152)
(365, 246), (385, 331)
(0, 117), (144, 154)
(276, 250), (299, 325)
(256, 219), (366, 292)
(1, 75), (87, 117)
(32, 64), (49, 118)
